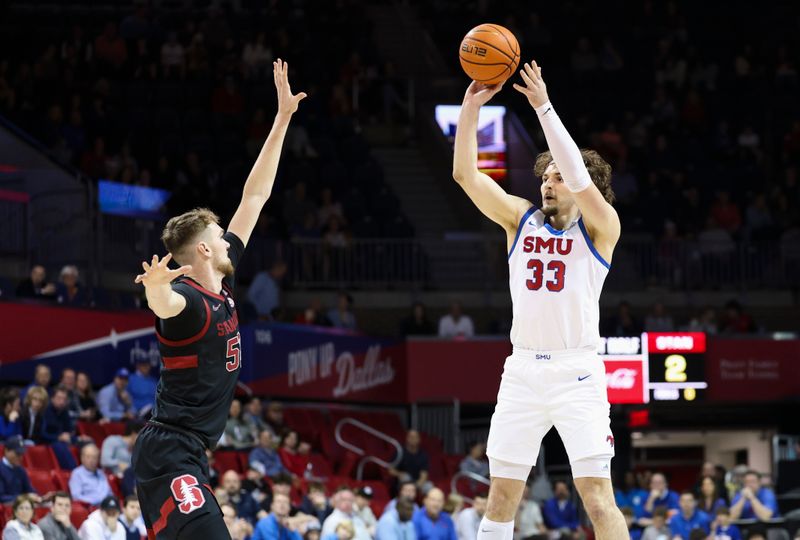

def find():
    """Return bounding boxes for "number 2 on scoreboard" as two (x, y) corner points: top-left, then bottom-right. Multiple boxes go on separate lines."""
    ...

(664, 354), (687, 382)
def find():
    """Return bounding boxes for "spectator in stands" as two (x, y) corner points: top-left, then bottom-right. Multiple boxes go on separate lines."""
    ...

(118, 495), (146, 540)
(542, 481), (581, 538)
(354, 487), (377, 537)
(295, 298), (333, 327)
(38, 491), (80, 540)
(615, 471), (648, 519)
(377, 497), (416, 540)
(270, 474), (301, 515)
(278, 430), (310, 479)
(222, 470), (260, 525)
(243, 398), (269, 435)
(242, 463), (272, 513)
(620, 507), (641, 540)
(41, 386), (78, 444)
(2, 494), (44, 540)
(459, 442), (489, 478)
(264, 402), (287, 438)
(300, 483), (334, 524)
(101, 420), (142, 477)
(697, 475), (727, 516)
(328, 292), (357, 331)
(222, 501), (255, 540)
(385, 480), (421, 514)
(15, 265), (56, 300)
(400, 302), (436, 336)
(444, 493), (463, 517)
(0, 436), (40, 504)
(58, 368), (81, 421)
(325, 521), (355, 540)
(22, 365), (52, 400)
(720, 300), (758, 334)
(729, 470), (778, 521)
(126, 359), (156, 417)
(438, 302), (475, 338)
(644, 302), (675, 332)
(412, 488), (457, 540)
(514, 484), (547, 540)
(247, 261), (287, 320)
(1, 387), (22, 440)
(455, 492), (486, 540)
(603, 301), (642, 336)
(670, 491), (711, 539)
(687, 307), (719, 334)
(321, 487), (370, 540)
(69, 443), (112, 506)
(75, 372), (98, 421)
(78, 495), (125, 540)
(642, 472), (680, 521)
(710, 506), (741, 540)
(96, 369), (134, 421)
(394, 431), (432, 494)
(250, 430), (288, 478)
(55, 265), (87, 307)
(224, 399), (257, 449)
(252, 493), (303, 540)
(20, 385), (48, 443)
(640, 506), (669, 540)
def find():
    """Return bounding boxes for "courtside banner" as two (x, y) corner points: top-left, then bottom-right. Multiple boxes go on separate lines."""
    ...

(0, 303), (158, 383)
(706, 339), (800, 402)
(239, 323), (408, 402)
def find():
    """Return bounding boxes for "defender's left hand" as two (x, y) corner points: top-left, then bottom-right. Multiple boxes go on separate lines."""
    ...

(274, 58), (307, 116)
(513, 60), (549, 109)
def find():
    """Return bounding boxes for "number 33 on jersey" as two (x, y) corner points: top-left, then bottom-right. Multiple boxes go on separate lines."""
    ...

(508, 207), (611, 351)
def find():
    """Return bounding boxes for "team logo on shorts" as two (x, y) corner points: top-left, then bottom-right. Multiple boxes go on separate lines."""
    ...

(170, 474), (206, 514)
(606, 435), (615, 448)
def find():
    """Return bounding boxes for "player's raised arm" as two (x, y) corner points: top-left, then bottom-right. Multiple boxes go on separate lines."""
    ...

(513, 61), (620, 243)
(227, 58), (307, 247)
(452, 82), (531, 233)
(134, 253), (191, 319)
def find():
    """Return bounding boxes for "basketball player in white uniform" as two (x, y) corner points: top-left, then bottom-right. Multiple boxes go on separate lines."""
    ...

(452, 60), (628, 539)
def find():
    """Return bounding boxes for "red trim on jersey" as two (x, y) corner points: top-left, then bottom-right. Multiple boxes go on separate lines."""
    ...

(162, 355), (199, 369)
(182, 278), (225, 301)
(156, 299), (211, 347)
(152, 496), (176, 537)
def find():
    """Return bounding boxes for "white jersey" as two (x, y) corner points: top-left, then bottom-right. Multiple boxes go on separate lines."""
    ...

(508, 206), (610, 351)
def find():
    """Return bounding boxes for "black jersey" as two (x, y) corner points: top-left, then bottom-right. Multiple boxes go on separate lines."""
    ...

(151, 231), (245, 449)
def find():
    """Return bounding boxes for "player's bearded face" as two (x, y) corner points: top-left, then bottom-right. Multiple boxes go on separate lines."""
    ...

(216, 252), (234, 278)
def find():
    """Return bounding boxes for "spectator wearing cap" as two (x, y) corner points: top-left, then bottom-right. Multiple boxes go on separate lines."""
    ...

(328, 292), (357, 331)
(376, 497), (417, 540)
(1, 387), (22, 440)
(412, 488), (457, 540)
(127, 359), (157, 416)
(38, 491), (80, 540)
(69, 443), (112, 506)
(729, 470), (778, 521)
(0, 436), (41, 504)
(118, 495), (146, 540)
(321, 487), (371, 540)
(455, 493), (487, 540)
(96, 369), (134, 421)
(249, 430), (288, 478)
(300, 483), (334, 524)
(2, 494), (44, 540)
(669, 492), (710, 540)
(354, 487), (377, 536)
(79, 495), (125, 540)
(101, 421), (143, 477)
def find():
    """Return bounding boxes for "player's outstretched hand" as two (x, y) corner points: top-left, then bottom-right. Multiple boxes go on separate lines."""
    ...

(513, 60), (549, 109)
(463, 80), (504, 107)
(134, 253), (192, 287)
(274, 58), (307, 116)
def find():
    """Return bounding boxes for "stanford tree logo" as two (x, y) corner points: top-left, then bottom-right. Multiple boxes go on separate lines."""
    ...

(170, 474), (205, 514)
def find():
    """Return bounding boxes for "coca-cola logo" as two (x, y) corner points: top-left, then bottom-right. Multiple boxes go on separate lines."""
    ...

(606, 368), (638, 389)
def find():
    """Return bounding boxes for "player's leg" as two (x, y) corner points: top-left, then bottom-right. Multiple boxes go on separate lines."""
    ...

(573, 475), (627, 540)
(481, 355), (550, 540)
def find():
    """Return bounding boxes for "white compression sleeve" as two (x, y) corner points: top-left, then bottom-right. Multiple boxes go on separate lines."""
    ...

(534, 101), (592, 193)
(477, 516), (514, 540)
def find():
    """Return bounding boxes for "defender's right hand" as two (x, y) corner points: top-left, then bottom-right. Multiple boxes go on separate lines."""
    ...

(134, 253), (192, 287)
(463, 80), (505, 107)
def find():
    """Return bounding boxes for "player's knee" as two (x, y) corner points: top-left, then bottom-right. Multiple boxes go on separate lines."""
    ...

(583, 493), (614, 524)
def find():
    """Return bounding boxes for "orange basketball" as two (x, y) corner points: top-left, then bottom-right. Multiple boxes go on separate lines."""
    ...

(459, 23), (520, 85)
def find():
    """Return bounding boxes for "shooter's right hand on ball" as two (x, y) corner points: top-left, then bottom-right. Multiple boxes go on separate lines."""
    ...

(462, 80), (505, 108)
(134, 253), (192, 287)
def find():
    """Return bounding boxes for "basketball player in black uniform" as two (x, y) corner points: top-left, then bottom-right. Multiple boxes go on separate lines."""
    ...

(131, 59), (305, 539)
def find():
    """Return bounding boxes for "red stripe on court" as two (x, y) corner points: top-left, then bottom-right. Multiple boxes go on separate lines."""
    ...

(152, 497), (176, 537)
(162, 355), (199, 370)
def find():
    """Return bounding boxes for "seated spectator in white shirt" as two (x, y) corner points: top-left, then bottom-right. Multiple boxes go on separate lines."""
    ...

(101, 421), (142, 477)
(456, 493), (487, 540)
(118, 495), (147, 540)
(515, 485), (547, 540)
(69, 444), (112, 506)
(438, 302), (475, 338)
(78, 496), (125, 540)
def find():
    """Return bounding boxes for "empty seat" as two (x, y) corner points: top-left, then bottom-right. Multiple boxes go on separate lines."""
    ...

(77, 421), (107, 446)
(22, 445), (59, 471)
(53, 470), (72, 491)
(27, 469), (58, 495)
(214, 450), (243, 475)
(70, 505), (89, 529)
(103, 422), (126, 437)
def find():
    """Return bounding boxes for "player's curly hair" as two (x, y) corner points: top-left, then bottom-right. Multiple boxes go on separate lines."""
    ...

(161, 207), (220, 264)
(533, 149), (616, 204)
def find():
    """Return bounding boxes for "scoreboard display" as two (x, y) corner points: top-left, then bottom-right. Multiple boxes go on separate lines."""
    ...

(599, 332), (707, 404)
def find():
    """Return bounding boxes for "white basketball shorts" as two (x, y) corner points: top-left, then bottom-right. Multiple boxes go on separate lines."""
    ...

(486, 347), (615, 479)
